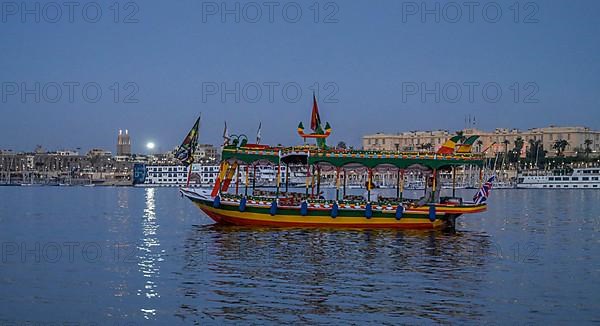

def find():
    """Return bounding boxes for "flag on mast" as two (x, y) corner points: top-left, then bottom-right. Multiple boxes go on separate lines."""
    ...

(310, 93), (321, 131)
(256, 122), (262, 144)
(437, 135), (463, 154)
(175, 115), (201, 166)
(223, 121), (230, 146)
(456, 135), (480, 153)
(473, 175), (495, 204)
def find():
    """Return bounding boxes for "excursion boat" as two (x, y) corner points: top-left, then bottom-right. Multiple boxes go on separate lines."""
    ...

(517, 167), (600, 189)
(179, 98), (492, 230)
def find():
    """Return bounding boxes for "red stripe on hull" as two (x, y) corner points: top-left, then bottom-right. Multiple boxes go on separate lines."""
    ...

(199, 207), (444, 229)
(202, 209), (229, 224)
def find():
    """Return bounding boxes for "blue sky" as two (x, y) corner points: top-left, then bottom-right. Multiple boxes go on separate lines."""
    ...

(1, 0), (599, 153)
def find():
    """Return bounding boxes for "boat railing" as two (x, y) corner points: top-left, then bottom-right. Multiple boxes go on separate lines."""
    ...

(308, 149), (484, 160)
(219, 192), (467, 208)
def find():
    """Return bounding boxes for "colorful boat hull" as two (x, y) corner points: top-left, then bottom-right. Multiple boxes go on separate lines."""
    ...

(181, 189), (486, 229)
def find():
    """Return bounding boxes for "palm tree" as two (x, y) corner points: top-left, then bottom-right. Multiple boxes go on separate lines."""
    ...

(455, 130), (465, 142)
(561, 140), (569, 154)
(514, 137), (524, 152)
(502, 139), (510, 169)
(584, 139), (593, 160)
(513, 137), (524, 159)
(552, 139), (569, 157)
(513, 137), (524, 170)
(476, 140), (483, 153)
(552, 140), (561, 156)
(527, 139), (536, 163)
(527, 139), (543, 167)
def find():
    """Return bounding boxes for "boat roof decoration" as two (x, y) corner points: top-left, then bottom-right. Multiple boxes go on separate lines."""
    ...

(221, 145), (484, 170)
(220, 97), (483, 169)
(297, 94), (331, 149)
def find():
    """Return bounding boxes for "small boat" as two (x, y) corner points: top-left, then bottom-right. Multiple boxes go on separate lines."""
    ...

(493, 181), (515, 189)
(180, 99), (492, 230)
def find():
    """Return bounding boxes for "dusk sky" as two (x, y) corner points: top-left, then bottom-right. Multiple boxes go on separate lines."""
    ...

(1, 0), (599, 153)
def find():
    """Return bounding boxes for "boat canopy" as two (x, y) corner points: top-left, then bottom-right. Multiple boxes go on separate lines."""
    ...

(221, 145), (484, 170)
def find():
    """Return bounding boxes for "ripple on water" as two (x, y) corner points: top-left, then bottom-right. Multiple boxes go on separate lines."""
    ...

(175, 225), (494, 324)
(1, 187), (600, 324)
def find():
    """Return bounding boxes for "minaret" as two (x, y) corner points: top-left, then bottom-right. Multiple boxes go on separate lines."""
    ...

(123, 129), (131, 155)
(117, 129), (123, 155)
(117, 129), (132, 156)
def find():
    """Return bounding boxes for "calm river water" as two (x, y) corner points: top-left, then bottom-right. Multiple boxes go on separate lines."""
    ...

(0, 187), (599, 325)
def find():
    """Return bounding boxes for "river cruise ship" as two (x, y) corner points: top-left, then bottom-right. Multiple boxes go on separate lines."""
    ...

(517, 168), (600, 189)
(133, 163), (219, 187)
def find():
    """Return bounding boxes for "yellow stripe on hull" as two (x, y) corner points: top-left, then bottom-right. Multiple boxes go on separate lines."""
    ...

(195, 202), (447, 229)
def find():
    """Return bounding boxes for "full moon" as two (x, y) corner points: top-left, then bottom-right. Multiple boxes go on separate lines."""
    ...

(146, 142), (155, 150)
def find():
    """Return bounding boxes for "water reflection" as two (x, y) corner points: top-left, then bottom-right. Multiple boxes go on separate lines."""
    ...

(2, 187), (598, 323)
(137, 188), (164, 319)
(177, 226), (493, 324)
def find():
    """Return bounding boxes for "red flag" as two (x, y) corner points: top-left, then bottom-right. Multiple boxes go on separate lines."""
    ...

(311, 93), (321, 131)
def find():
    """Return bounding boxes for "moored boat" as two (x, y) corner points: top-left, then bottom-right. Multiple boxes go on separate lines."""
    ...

(517, 167), (600, 189)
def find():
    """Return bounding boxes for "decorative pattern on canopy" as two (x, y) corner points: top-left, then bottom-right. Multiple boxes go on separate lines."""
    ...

(221, 145), (484, 170)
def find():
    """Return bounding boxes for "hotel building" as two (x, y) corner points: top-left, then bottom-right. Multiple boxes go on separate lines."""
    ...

(363, 126), (600, 158)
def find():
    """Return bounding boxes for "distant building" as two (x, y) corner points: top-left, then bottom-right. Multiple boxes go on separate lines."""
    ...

(363, 126), (600, 158)
(363, 130), (452, 152)
(193, 143), (220, 163)
(87, 148), (112, 157)
(56, 150), (80, 156)
(117, 129), (132, 156)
